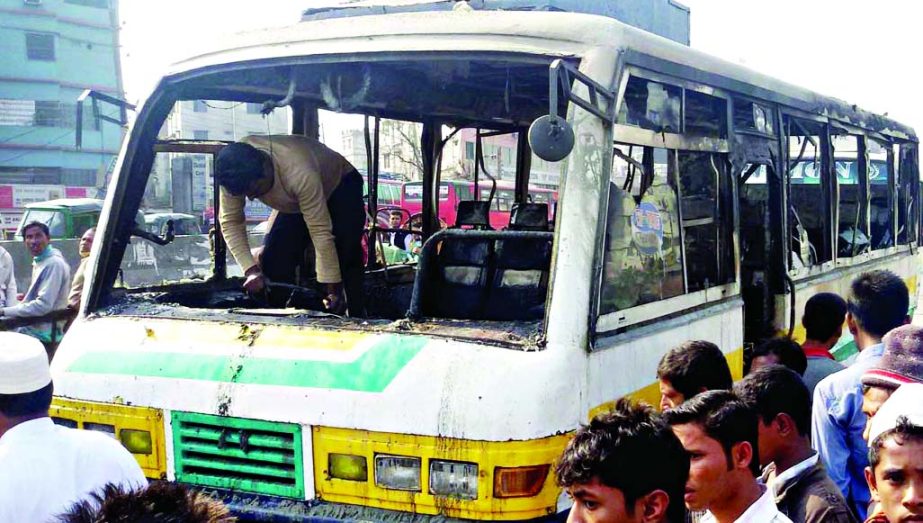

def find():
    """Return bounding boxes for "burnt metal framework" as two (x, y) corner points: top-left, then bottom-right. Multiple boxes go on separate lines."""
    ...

(85, 52), (568, 314)
(593, 51), (919, 341)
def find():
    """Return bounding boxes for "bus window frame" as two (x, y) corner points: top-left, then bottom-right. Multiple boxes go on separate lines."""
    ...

(88, 52), (578, 321)
(782, 111), (837, 280)
(594, 67), (739, 336)
(778, 110), (914, 279)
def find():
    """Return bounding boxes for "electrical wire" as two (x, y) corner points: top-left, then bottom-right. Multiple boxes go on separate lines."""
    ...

(0, 129), (74, 164)
(0, 126), (46, 145)
(203, 101), (246, 110)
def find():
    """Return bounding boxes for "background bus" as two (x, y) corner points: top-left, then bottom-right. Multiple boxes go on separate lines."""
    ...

(401, 180), (556, 229)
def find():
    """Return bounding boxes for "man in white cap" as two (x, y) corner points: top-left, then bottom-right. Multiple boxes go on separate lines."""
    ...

(0, 332), (146, 522)
(863, 383), (923, 523)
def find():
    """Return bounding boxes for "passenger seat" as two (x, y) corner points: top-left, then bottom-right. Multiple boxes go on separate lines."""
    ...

(427, 200), (494, 318)
(486, 203), (552, 320)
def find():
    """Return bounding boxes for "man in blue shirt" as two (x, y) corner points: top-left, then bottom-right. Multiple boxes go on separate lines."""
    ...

(811, 270), (909, 521)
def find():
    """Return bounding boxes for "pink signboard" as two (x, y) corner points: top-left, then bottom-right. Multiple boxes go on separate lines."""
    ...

(0, 186), (13, 209)
(65, 187), (88, 198)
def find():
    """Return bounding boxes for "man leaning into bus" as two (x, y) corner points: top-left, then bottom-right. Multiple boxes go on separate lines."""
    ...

(215, 135), (365, 316)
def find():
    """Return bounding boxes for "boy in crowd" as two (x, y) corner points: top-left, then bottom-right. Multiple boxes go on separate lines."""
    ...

(860, 324), (923, 442)
(556, 399), (689, 523)
(657, 341), (733, 411)
(801, 293), (848, 394)
(664, 390), (792, 523)
(813, 270), (909, 520)
(863, 384), (923, 523)
(735, 366), (855, 523)
(746, 338), (808, 377)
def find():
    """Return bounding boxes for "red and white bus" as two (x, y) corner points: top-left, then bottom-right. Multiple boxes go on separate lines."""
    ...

(401, 180), (556, 229)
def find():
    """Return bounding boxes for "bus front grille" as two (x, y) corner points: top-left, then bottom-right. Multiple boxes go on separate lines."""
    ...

(172, 411), (305, 499)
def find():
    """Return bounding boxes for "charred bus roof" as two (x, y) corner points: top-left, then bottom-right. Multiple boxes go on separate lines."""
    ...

(300, 0), (691, 46)
(164, 8), (914, 141)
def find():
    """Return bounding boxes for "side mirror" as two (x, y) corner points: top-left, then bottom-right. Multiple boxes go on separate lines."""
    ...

(529, 115), (575, 162)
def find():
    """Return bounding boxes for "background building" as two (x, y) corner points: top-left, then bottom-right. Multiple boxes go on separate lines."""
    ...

(0, 0), (124, 236)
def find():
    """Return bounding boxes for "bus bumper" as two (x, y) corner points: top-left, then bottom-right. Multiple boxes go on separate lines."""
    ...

(195, 487), (567, 523)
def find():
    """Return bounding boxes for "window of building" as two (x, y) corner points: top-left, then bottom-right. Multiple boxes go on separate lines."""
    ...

(26, 33), (55, 61)
(192, 130), (208, 140)
(33, 101), (62, 127)
(246, 103), (262, 114)
(192, 100), (208, 113)
(64, 0), (109, 7)
(62, 169), (97, 186)
(465, 141), (475, 160)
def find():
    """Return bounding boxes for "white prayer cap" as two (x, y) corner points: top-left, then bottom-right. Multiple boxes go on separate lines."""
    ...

(868, 382), (923, 445)
(0, 332), (51, 394)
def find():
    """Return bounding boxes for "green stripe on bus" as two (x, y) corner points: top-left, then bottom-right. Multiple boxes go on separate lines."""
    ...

(66, 334), (426, 392)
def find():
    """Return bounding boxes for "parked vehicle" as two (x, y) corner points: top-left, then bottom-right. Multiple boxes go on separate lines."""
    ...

(402, 180), (556, 229)
(144, 212), (200, 236)
(15, 198), (104, 240)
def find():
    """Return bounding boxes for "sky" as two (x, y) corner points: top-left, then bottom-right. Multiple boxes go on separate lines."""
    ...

(118, 0), (923, 133)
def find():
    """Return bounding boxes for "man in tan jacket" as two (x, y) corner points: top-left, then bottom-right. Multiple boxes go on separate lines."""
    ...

(735, 366), (856, 523)
(215, 135), (365, 316)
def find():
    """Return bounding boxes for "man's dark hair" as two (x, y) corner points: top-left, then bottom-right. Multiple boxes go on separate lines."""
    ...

(869, 416), (923, 469)
(747, 337), (807, 376)
(556, 399), (689, 523)
(802, 292), (847, 342)
(0, 382), (53, 418)
(22, 221), (50, 238)
(734, 365), (811, 437)
(656, 341), (733, 399)
(848, 270), (909, 338)
(662, 390), (760, 476)
(57, 481), (235, 523)
(215, 142), (265, 196)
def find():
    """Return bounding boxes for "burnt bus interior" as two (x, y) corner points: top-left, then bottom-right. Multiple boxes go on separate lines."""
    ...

(92, 56), (570, 345)
(596, 61), (918, 343)
(90, 52), (919, 346)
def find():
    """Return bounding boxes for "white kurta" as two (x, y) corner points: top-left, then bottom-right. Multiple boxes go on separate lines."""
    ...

(0, 417), (147, 522)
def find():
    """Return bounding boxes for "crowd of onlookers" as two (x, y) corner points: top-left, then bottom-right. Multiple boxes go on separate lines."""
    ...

(0, 222), (95, 347)
(560, 269), (923, 523)
(1, 267), (920, 522)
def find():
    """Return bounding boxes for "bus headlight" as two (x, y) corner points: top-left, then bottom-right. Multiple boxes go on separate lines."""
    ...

(494, 465), (550, 498)
(374, 455), (421, 491)
(119, 429), (153, 455)
(429, 460), (478, 499)
(328, 453), (368, 481)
